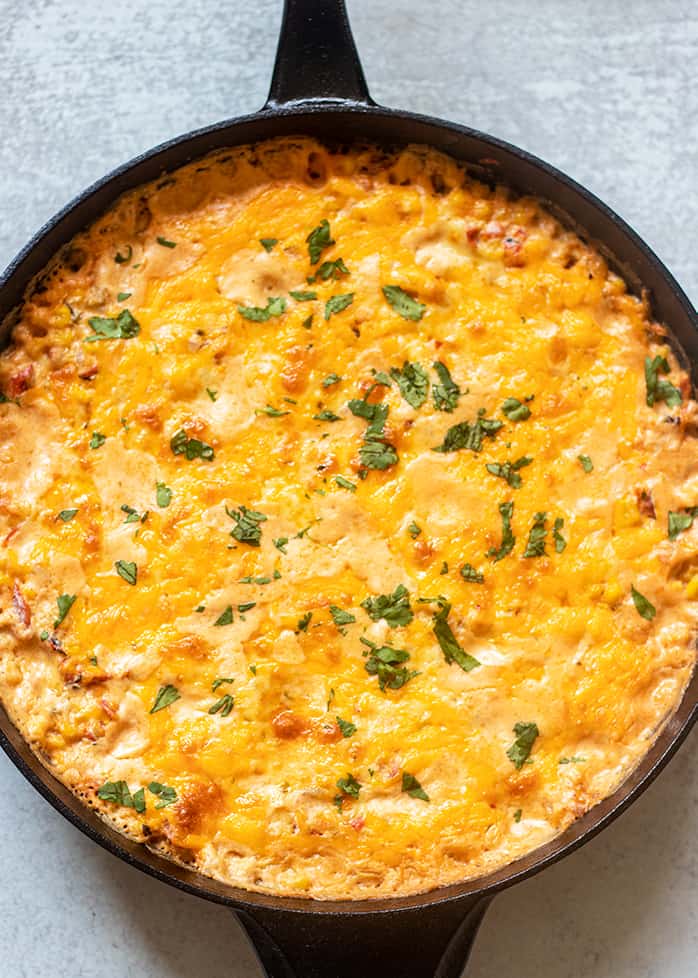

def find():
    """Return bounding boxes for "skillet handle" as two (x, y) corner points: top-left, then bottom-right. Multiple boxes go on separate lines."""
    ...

(265, 0), (373, 108)
(235, 894), (492, 978)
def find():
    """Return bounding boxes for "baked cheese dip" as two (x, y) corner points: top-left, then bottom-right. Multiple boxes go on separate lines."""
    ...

(0, 138), (696, 900)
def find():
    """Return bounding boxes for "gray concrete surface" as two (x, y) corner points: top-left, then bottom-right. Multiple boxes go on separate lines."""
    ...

(0, 1), (696, 976)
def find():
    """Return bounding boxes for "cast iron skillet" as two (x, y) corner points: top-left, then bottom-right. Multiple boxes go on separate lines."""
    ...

(1, 2), (696, 975)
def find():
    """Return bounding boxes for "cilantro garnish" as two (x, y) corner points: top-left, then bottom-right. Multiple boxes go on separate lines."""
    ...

(89, 431), (106, 450)
(325, 293), (354, 320)
(390, 362), (429, 409)
(407, 521), (421, 539)
(115, 559), (137, 585)
(431, 598), (480, 672)
(361, 637), (418, 692)
(552, 517), (566, 553)
(156, 481), (172, 507)
(147, 782), (177, 808)
(523, 511), (547, 558)
(631, 585), (656, 621)
(329, 605), (356, 634)
(256, 404), (290, 417)
(432, 361), (461, 412)
(226, 504), (267, 546)
(58, 509), (78, 522)
(486, 456), (533, 489)
(121, 504), (147, 524)
(150, 684), (180, 714)
(209, 693), (235, 717)
(433, 410), (502, 453)
(334, 773), (361, 809)
(86, 309), (140, 342)
(156, 236), (177, 248)
(314, 409), (341, 422)
(306, 219), (334, 265)
(289, 290), (317, 301)
(507, 722), (539, 769)
(460, 563), (484, 583)
(114, 245), (132, 264)
(322, 373), (342, 388)
(214, 606), (233, 626)
(578, 454), (593, 473)
(382, 285), (425, 321)
(170, 429), (214, 461)
(335, 475), (356, 492)
(238, 296), (287, 322)
(97, 780), (145, 813)
(401, 772), (429, 802)
(297, 611), (313, 632)
(54, 594), (76, 629)
(260, 237), (278, 252)
(668, 509), (698, 540)
(336, 717), (356, 738)
(501, 397), (531, 422)
(361, 583), (413, 628)
(308, 257), (349, 282)
(645, 355), (681, 408)
(487, 501), (515, 562)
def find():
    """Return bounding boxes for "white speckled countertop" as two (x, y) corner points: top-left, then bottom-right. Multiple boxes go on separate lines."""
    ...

(0, 1), (695, 975)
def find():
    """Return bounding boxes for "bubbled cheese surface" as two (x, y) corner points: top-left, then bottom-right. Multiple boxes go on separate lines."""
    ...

(0, 138), (696, 900)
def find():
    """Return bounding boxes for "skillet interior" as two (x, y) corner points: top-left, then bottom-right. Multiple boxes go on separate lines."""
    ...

(1, 2), (696, 973)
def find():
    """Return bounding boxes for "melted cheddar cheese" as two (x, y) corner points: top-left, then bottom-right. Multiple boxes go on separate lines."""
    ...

(0, 138), (696, 900)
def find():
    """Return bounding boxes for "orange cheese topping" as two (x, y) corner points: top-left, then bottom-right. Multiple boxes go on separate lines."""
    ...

(0, 138), (696, 899)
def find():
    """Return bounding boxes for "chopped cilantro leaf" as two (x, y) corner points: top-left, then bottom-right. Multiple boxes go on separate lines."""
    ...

(645, 355), (681, 408)
(297, 611), (313, 632)
(97, 780), (142, 809)
(501, 397), (531, 422)
(58, 509), (78, 522)
(407, 521), (421, 539)
(668, 509), (698, 540)
(507, 721), (539, 769)
(390, 361), (429, 408)
(460, 563), (484, 583)
(401, 772), (429, 802)
(487, 501), (515, 562)
(309, 257), (349, 282)
(156, 481), (172, 507)
(115, 560), (137, 585)
(325, 293), (354, 320)
(578, 454), (593, 472)
(150, 684), (180, 714)
(432, 598), (480, 671)
(156, 236), (176, 248)
(206, 388), (218, 402)
(306, 219), (334, 265)
(147, 782), (177, 808)
(89, 432), (106, 450)
(523, 511), (547, 558)
(214, 605), (234, 626)
(329, 605), (356, 634)
(553, 517), (566, 553)
(322, 373), (342, 388)
(226, 504), (267, 546)
(114, 245), (132, 264)
(290, 289), (317, 301)
(170, 429), (214, 461)
(117, 291), (132, 302)
(238, 296), (287, 322)
(361, 584), (413, 628)
(54, 594), (76, 629)
(335, 475), (356, 492)
(336, 717), (356, 738)
(209, 693), (235, 717)
(433, 411), (502, 453)
(335, 773), (361, 807)
(432, 361), (461, 412)
(256, 404), (290, 417)
(314, 409), (341, 422)
(486, 456), (533, 489)
(273, 536), (289, 553)
(382, 285), (425, 321)
(361, 637), (418, 692)
(631, 585), (656, 620)
(86, 309), (140, 342)
(260, 237), (278, 252)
